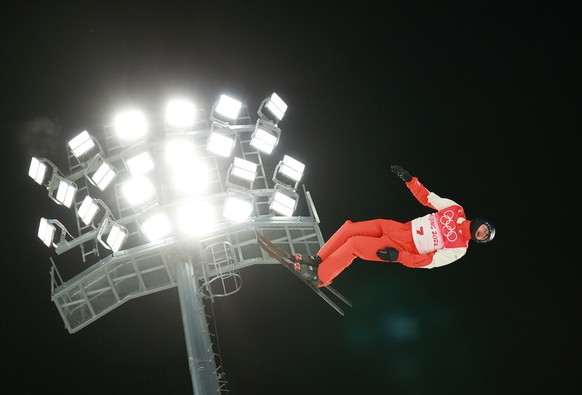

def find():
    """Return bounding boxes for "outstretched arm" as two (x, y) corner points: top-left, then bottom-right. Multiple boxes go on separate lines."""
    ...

(391, 165), (458, 210)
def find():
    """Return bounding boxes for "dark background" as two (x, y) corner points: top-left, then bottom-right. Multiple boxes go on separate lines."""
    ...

(1, 2), (578, 394)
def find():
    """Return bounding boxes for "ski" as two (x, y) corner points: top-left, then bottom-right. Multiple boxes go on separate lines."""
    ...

(256, 230), (352, 315)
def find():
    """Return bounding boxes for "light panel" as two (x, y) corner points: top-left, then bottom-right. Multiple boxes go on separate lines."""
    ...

(142, 211), (172, 241)
(207, 132), (235, 157)
(165, 139), (210, 194)
(114, 109), (147, 141)
(97, 217), (128, 252)
(214, 94), (242, 120)
(223, 196), (253, 221)
(122, 176), (155, 206)
(250, 120), (280, 154)
(177, 201), (216, 236)
(165, 99), (196, 129)
(90, 161), (117, 191)
(55, 179), (77, 208)
(68, 130), (96, 159)
(126, 150), (154, 176)
(270, 189), (298, 216)
(106, 223), (128, 252)
(37, 217), (55, 247)
(77, 196), (100, 225)
(231, 157), (257, 182)
(278, 155), (305, 183)
(264, 92), (287, 122)
(28, 157), (47, 185)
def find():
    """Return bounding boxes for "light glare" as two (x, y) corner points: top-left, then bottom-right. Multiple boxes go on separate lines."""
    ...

(114, 110), (147, 141)
(126, 151), (154, 176)
(207, 132), (235, 157)
(165, 99), (196, 128)
(142, 212), (172, 241)
(223, 197), (253, 221)
(122, 176), (155, 206)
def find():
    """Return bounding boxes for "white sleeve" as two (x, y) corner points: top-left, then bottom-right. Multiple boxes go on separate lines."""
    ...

(421, 247), (467, 269)
(427, 191), (460, 211)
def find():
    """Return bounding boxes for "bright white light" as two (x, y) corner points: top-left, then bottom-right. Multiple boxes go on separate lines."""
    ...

(122, 176), (155, 206)
(177, 201), (216, 236)
(172, 161), (209, 194)
(207, 132), (235, 157)
(126, 151), (154, 176)
(38, 217), (55, 247)
(231, 157), (257, 182)
(270, 190), (297, 216)
(265, 92), (287, 121)
(142, 212), (172, 241)
(223, 196), (253, 221)
(166, 138), (196, 168)
(165, 99), (196, 128)
(166, 140), (209, 194)
(68, 130), (96, 159)
(55, 179), (77, 208)
(250, 125), (278, 154)
(77, 196), (100, 225)
(28, 157), (47, 185)
(90, 162), (117, 191)
(279, 155), (305, 183)
(214, 94), (242, 120)
(106, 223), (128, 252)
(114, 110), (147, 141)
(97, 217), (128, 252)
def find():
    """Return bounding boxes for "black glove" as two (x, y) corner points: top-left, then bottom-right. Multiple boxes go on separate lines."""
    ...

(377, 247), (400, 262)
(391, 165), (412, 182)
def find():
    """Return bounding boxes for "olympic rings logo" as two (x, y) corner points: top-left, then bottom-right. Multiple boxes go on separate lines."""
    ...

(439, 210), (458, 242)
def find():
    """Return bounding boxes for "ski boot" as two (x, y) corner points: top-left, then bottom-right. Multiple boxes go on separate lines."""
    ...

(291, 253), (322, 272)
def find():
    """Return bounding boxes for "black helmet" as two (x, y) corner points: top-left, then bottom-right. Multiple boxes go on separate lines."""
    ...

(470, 218), (496, 243)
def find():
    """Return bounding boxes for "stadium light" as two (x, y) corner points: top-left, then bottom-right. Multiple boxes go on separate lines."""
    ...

(269, 186), (299, 217)
(272, 154), (305, 191)
(122, 143), (155, 176)
(140, 208), (172, 242)
(37, 217), (68, 248)
(122, 175), (157, 207)
(207, 129), (235, 157)
(165, 136), (210, 195)
(68, 130), (100, 161)
(87, 156), (117, 191)
(226, 157), (258, 189)
(96, 217), (128, 252)
(113, 109), (148, 141)
(165, 99), (197, 129)
(223, 192), (254, 221)
(77, 195), (100, 226)
(177, 200), (217, 237)
(28, 157), (53, 185)
(210, 94), (242, 124)
(47, 176), (78, 208)
(250, 119), (280, 154)
(257, 92), (287, 124)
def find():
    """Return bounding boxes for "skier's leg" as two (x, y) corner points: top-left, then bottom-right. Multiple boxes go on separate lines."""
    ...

(317, 219), (386, 261)
(317, 234), (391, 285)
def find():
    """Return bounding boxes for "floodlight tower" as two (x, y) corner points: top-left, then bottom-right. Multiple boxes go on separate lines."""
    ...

(28, 91), (327, 394)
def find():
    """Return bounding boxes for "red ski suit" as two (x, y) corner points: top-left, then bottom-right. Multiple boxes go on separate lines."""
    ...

(317, 176), (473, 285)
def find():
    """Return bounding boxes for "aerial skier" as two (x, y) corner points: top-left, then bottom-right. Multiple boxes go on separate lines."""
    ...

(294, 164), (496, 288)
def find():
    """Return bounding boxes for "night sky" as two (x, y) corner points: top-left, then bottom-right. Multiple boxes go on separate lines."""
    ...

(1, 2), (578, 394)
